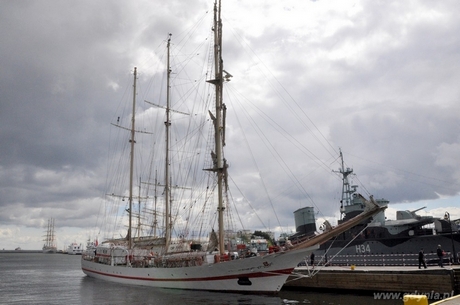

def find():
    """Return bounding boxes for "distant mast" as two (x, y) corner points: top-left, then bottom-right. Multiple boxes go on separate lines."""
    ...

(43, 218), (56, 253)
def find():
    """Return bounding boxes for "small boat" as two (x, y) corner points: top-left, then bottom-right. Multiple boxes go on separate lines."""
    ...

(81, 0), (385, 293)
(42, 218), (57, 254)
(67, 242), (83, 255)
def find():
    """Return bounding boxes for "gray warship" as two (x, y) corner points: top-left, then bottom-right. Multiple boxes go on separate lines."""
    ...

(288, 150), (460, 265)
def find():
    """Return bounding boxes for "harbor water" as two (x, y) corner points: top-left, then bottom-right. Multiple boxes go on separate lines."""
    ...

(0, 253), (401, 304)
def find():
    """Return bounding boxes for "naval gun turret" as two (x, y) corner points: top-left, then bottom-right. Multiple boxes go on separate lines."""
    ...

(396, 206), (427, 220)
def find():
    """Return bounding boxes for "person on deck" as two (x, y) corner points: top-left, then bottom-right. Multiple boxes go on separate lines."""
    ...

(418, 248), (427, 269)
(437, 245), (444, 267)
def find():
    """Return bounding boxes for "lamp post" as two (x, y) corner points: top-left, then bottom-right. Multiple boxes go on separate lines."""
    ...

(444, 212), (457, 264)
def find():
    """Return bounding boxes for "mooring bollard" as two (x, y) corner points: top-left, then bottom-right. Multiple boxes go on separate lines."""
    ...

(403, 295), (428, 305)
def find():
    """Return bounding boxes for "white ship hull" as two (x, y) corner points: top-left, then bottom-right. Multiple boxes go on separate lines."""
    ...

(68, 243), (83, 255)
(81, 246), (316, 293)
(43, 246), (57, 254)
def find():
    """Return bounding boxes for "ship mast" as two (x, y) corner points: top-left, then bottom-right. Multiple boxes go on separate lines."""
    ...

(128, 67), (137, 249)
(46, 219), (50, 247)
(143, 34), (188, 252)
(164, 34), (172, 251)
(336, 148), (355, 220)
(51, 218), (55, 248)
(208, 0), (226, 255)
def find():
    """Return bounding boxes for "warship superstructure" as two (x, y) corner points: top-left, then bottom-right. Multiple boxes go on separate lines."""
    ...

(289, 151), (460, 265)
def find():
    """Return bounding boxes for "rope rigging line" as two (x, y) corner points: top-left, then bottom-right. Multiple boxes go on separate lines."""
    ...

(224, 17), (338, 160)
(223, 84), (346, 224)
(286, 223), (372, 284)
(309, 223), (371, 278)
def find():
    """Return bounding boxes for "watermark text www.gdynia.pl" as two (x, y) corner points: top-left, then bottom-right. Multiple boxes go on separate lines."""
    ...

(373, 291), (454, 300)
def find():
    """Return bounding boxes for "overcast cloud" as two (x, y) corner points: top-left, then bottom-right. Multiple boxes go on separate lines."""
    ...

(1, 0), (459, 250)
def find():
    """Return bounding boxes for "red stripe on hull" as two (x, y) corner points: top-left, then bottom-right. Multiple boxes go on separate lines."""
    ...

(82, 266), (294, 282)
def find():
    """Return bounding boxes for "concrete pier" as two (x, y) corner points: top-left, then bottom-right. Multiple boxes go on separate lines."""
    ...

(284, 265), (460, 297)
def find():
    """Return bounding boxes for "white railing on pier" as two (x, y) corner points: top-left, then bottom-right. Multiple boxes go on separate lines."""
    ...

(322, 252), (453, 267)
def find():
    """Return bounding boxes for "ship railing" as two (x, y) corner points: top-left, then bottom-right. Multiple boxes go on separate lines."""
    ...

(324, 252), (453, 267)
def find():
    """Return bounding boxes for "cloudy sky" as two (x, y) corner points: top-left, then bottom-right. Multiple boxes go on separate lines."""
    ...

(1, 0), (459, 250)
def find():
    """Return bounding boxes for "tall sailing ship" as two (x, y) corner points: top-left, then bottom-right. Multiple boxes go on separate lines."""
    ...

(81, 0), (386, 293)
(43, 218), (57, 254)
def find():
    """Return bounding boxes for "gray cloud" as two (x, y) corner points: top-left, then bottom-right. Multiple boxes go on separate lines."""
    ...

(1, 0), (459, 249)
